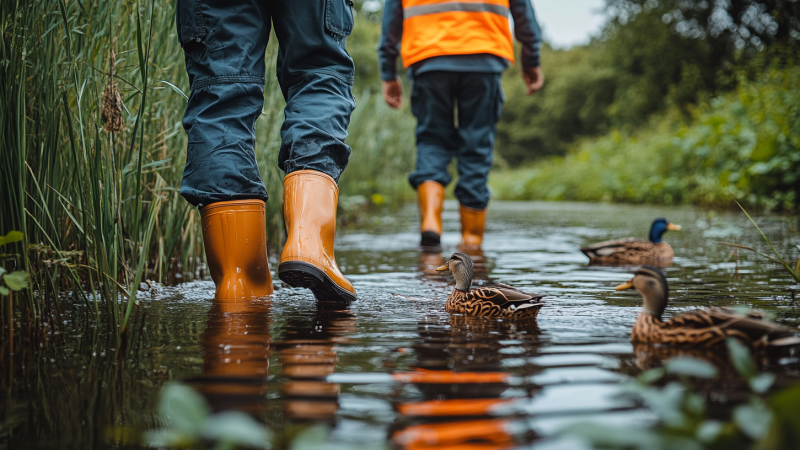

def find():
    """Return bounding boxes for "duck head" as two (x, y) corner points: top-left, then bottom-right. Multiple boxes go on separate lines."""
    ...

(616, 266), (669, 319)
(648, 218), (681, 243)
(437, 252), (474, 291)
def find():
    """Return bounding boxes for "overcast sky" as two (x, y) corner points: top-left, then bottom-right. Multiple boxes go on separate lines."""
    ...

(532, 0), (608, 48)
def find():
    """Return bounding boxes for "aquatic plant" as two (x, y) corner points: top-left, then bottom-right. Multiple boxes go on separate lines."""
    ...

(557, 338), (800, 450)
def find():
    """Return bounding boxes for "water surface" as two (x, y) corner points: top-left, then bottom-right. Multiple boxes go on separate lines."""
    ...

(4, 201), (799, 449)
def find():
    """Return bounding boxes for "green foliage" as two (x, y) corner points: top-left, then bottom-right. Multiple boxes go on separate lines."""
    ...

(145, 382), (390, 450)
(558, 338), (800, 449)
(0, 231), (29, 296)
(491, 62), (800, 211)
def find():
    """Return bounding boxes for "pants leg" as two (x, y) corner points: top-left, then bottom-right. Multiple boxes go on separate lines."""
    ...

(270, 0), (356, 182)
(454, 73), (504, 210)
(408, 71), (459, 189)
(177, 0), (271, 207)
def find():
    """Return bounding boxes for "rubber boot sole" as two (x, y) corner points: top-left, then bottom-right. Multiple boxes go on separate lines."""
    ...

(278, 261), (357, 304)
(421, 231), (441, 247)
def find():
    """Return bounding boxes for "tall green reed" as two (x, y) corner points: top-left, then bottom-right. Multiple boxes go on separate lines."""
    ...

(0, 1), (416, 335)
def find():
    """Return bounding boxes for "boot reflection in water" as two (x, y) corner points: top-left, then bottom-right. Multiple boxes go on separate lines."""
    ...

(392, 315), (541, 449)
(192, 300), (272, 417)
(276, 305), (356, 422)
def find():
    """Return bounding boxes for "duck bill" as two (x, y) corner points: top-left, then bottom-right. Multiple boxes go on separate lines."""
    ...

(666, 223), (682, 231)
(615, 280), (635, 291)
(435, 262), (449, 272)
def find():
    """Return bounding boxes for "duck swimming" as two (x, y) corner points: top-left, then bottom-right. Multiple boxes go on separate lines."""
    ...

(617, 266), (800, 348)
(436, 253), (545, 319)
(581, 218), (681, 266)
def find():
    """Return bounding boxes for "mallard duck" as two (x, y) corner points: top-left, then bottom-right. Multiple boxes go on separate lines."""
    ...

(436, 253), (545, 318)
(617, 266), (800, 348)
(580, 218), (681, 265)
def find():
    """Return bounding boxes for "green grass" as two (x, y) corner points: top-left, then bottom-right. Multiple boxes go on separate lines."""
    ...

(0, 1), (414, 332)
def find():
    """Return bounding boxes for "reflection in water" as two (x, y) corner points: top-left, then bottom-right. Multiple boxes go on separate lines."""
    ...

(276, 304), (356, 422)
(7, 201), (800, 449)
(192, 300), (272, 417)
(392, 308), (542, 449)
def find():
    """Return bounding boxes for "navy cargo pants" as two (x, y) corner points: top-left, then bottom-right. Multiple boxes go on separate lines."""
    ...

(176, 0), (356, 207)
(408, 71), (504, 210)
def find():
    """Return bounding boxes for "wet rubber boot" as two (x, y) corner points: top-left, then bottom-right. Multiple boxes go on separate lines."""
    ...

(200, 200), (274, 301)
(458, 204), (486, 251)
(418, 180), (445, 248)
(278, 170), (357, 304)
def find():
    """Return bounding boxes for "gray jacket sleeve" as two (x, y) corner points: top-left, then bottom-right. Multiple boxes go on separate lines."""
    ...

(509, 0), (542, 68)
(378, 0), (404, 81)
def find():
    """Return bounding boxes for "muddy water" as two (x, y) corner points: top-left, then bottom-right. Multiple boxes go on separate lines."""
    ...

(4, 201), (800, 449)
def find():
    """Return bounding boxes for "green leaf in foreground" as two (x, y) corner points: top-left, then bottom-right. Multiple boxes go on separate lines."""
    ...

(3, 271), (30, 291)
(666, 357), (719, 379)
(0, 231), (24, 246)
(734, 401), (773, 440)
(726, 338), (757, 380)
(0, 286), (8, 296)
(158, 382), (210, 435)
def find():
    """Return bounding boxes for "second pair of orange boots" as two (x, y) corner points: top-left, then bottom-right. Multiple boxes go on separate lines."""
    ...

(417, 180), (486, 251)
(199, 170), (355, 304)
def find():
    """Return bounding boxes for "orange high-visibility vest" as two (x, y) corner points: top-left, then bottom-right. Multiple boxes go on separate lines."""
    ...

(400, 0), (514, 68)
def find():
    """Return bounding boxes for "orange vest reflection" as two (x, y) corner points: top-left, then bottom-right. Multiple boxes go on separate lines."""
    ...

(392, 311), (541, 449)
(195, 300), (272, 417)
(276, 306), (357, 422)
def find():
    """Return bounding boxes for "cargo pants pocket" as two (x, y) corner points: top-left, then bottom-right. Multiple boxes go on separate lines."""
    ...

(176, 0), (207, 47)
(325, 0), (354, 38)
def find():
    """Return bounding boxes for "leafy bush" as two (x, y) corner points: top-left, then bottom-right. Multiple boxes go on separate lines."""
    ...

(491, 62), (800, 211)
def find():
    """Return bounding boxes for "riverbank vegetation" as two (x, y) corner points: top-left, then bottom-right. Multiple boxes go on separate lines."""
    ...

(491, 59), (800, 209)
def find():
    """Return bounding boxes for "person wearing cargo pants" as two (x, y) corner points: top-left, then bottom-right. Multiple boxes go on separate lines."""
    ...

(176, 0), (357, 304)
(379, 0), (544, 250)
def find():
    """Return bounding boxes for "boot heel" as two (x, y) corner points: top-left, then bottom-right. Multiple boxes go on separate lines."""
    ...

(279, 261), (357, 304)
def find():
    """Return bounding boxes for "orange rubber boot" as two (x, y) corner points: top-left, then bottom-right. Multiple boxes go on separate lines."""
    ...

(200, 200), (273, 301)
(278, 170), (356, 304)
(458, 204), (486, 250)
(417, 180), (444, 247)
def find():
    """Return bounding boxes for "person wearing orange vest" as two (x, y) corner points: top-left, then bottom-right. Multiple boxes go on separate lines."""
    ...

(379, 0), (544, 250)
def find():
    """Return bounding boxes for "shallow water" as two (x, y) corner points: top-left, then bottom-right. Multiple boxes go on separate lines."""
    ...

(3, 201), (799, 449)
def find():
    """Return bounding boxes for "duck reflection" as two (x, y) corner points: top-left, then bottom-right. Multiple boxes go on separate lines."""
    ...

(193, 300), (272, 417)
(275, 303), (356, 422)
(392, 315), (541, 449)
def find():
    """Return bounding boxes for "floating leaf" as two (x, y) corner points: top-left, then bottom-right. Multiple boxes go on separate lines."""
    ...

(0, 286), (8, 296)
(666, 357), (718, 379)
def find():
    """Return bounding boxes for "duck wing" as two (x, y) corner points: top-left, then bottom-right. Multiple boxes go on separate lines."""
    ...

(470, 284), (545, 311)
(580, 237), (639, 258)
(667, 307), (800, 346)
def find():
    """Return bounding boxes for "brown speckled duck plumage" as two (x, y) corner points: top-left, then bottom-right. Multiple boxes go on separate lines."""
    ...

(438, 253), (545, 319)
(618, 267), (800, 348)
(581, 218), (681, 266)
